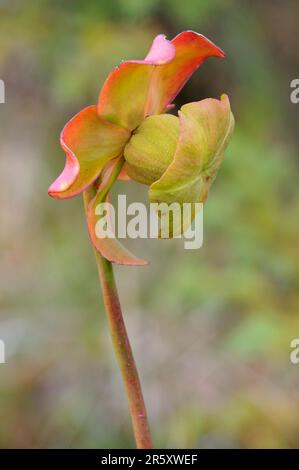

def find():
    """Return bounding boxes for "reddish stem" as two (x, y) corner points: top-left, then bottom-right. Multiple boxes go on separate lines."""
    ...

(83, 188), (152, 449)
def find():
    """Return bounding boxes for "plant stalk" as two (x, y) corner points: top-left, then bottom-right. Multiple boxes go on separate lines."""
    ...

(83, 174), (152, 449)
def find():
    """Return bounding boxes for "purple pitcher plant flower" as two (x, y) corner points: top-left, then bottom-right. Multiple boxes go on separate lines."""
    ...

(48, 31), (234, 448)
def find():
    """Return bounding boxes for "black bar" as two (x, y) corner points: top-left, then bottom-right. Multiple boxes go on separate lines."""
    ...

(0, 449), (298, 467)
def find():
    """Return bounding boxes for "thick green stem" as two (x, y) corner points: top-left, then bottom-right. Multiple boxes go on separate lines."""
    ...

(83, 172), (152, 449)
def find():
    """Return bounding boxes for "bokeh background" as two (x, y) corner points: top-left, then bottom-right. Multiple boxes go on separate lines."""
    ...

(1, 0), (299, 448)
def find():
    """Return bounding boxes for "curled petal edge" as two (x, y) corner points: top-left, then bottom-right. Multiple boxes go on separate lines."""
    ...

(48, 106), (130, 199)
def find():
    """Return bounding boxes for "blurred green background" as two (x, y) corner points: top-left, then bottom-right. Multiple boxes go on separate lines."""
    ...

(1, 0), (299, 448)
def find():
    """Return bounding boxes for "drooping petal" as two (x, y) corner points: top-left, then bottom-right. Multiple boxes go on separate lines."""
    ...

(97, 31), (224, 131)
(97, 35), (176, 130)
(149, 95), (234, 234)
(48, 106), (130, 199)
(87, 157), (148, 266)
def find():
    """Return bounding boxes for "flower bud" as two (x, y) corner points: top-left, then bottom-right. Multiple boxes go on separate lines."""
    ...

(123, 95), (234, 235)
(124, 114), (179, 185)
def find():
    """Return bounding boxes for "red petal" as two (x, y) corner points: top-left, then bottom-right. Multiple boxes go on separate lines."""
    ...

(150, 31), (225, 115)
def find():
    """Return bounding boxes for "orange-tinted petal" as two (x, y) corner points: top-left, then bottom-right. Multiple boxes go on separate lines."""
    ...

(48, 106), (130, 199)
(117, 166), (131, 181)
(97, 31), (224, 130)
(97, 34), (176, 130)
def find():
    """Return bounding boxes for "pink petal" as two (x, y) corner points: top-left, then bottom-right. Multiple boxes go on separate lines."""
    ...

(144, 34), (176, 64)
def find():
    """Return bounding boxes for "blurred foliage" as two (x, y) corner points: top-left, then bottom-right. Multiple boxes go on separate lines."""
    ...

(0, 0), (299, 449)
